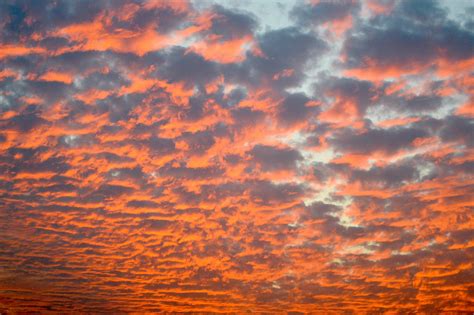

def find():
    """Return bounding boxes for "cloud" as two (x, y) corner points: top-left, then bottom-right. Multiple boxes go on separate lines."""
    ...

(248, 144), (302, 172)
(158, 47), (220, 88)
(0, 0), (472, 313)
(330, 126), (429, 154)
(276, 92), (316, 127)
(342, 0), (474, 78)
(223, 27), (327, 89)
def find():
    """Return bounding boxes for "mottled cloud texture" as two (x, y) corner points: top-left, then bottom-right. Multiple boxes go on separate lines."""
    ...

(0, 0), (473, 313)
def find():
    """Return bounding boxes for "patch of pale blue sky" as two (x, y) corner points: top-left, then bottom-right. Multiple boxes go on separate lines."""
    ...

(443, 0), (473, 22)
(191, 0), (297, 32)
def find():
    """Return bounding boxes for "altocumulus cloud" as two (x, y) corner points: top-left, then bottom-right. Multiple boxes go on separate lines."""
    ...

(0, 0), (473, 313)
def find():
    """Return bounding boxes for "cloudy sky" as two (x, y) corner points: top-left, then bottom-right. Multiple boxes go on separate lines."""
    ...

(0, 0), (473, 313)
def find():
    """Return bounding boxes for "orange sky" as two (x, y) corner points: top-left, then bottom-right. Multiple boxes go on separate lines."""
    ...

(0, 0), (473, 313)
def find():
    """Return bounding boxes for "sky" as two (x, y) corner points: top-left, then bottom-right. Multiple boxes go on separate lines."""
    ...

(0, 0), (473, 313)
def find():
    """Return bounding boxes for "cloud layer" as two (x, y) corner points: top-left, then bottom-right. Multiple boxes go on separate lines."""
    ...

(0, 0), (473, 313)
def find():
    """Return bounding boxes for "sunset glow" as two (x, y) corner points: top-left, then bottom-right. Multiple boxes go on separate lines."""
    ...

(0, 0), (473, 313)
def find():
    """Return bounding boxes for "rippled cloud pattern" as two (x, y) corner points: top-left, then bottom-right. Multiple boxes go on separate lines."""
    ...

(0, 0), (473, 313)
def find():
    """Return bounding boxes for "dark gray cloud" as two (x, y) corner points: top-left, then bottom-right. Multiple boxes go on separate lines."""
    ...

(208, 5), (257, 40)
(158, 162), (224, 180)
(315, 76), (379, 115)
(248, 180), (306, 206)
(277, 93), (315, 126)
(3, 105), (48, 132)
(351, 162), (420, 188)
(224, 27), (327, 89)
(180, 130), (216, 154)
(248, 144), (303, 171)
(231, 107), (265, 126)
(384, 94), (444, 113)
(78, 71), (130, 91)
(343, 0), (474, 70)
(331, 126), (429, 154)
(439, 115), (474, 146)
(303, 201), (342, 220)
(158, 47), (219, 88)
(108, 4), (188, 34)
(256, 27), (327, 74)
